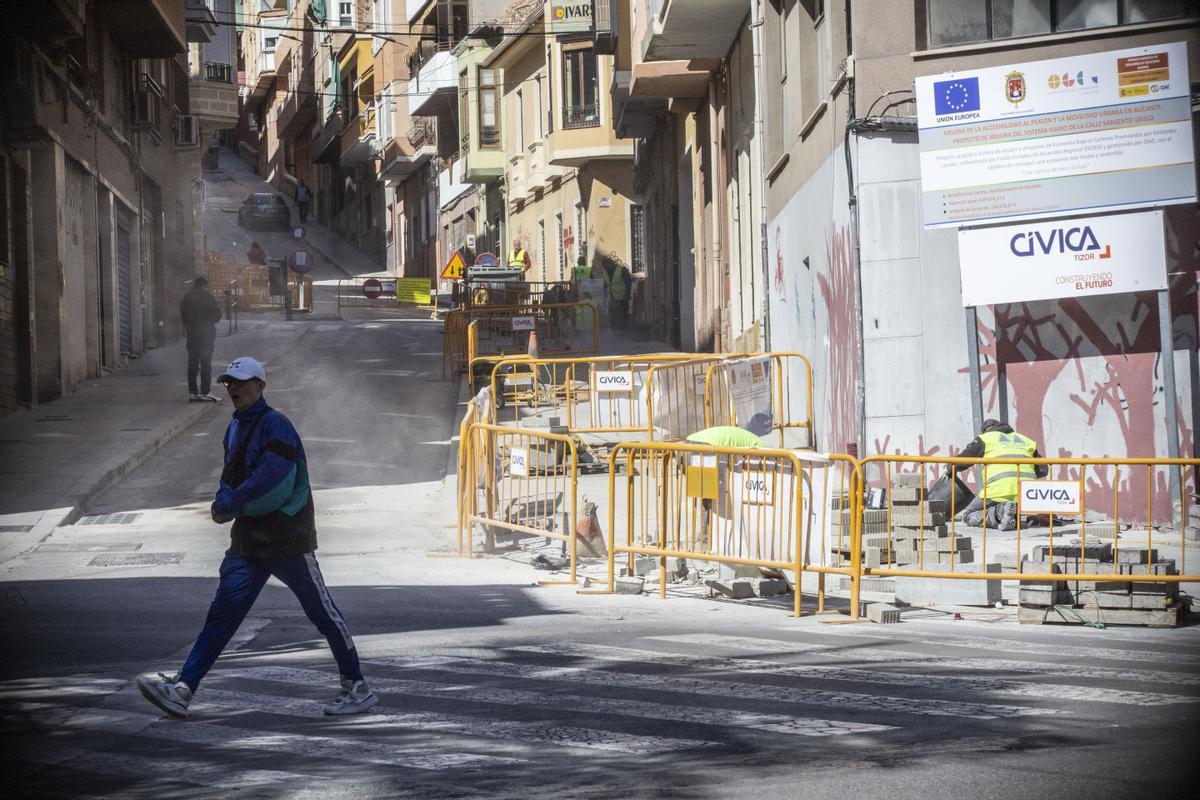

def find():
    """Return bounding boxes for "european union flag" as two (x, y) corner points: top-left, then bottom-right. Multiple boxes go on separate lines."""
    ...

(933, 77), (980, 115)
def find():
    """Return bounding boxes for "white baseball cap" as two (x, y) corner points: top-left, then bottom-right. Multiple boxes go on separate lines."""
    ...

(218, 356), (266, 384)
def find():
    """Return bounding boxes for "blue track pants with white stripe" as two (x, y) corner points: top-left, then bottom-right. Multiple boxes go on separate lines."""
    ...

(179, 550), (362, 691)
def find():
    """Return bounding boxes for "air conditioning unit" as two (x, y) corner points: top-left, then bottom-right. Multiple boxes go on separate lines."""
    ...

(175, 115), (198, 147)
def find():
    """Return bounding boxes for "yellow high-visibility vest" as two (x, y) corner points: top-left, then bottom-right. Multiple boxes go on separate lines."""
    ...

(979, 430), (1038, 502)
(507, 248), (529, 269)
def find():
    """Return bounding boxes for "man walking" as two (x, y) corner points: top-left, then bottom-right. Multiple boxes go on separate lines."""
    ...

(137, 356), (377, 718)
(180, 276), (223, 402)
(952, 418), (1047, 530)
(295, 179), (313, 225)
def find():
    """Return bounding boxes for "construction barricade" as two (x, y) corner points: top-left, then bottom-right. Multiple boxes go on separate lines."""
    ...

(705, 353), (815, 449)
(336, 277), (401, 312)
(847, 455), (1198, 625)
(457, 280), (577, 309)
(453, 387), (495, 556)
(643, 358), (727, 441)
(455, 302), (601, 385)
(603, 440), (843, 616)
(459, 422), (581, 583)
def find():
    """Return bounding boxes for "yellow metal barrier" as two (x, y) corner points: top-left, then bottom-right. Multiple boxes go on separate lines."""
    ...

(456, 280), (578, 309)
(454, 388), (495, 556)
(644, 358), (725, 441)
(485, 353), (702, 434)
(853, 455), (1198, 599)
(461, 423), (581, 583)
(444, 303), (602, 381)
(705, 353), (816, 449)
(336, 277), (400, 312)
(604, 440), (817, 615)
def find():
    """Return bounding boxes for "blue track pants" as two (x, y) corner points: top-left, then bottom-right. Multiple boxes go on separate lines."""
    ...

(179, 551), (362, 691)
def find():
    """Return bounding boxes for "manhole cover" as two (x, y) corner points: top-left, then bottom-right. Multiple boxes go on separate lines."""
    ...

(88, 552), (184, 567)
(0, 525), (33, 533)
(78, 513), (142, 526)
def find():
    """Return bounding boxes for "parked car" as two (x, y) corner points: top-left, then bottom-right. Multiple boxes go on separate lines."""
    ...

(237, 193), (291, 230)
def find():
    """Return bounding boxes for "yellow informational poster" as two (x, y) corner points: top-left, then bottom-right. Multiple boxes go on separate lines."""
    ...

(395, 277), (432, 305)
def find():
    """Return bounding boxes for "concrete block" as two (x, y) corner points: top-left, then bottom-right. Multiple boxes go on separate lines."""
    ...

(718, 562), (762, 580)
(842, 575), (897, 592)
(1032, 543), (1112, 562)
(1120, 560), (1177, 576)
(935, 536), (972, 553)
(895, 563), (1002, 606)
(1131, 581), (1179, 598)
(890, 472), (923, 488)
(888, 486), (923, 503)
(757, 578), (790, 597)
(864, 547), (881, 569)
(1131, 592), (1176, 610)
(892, 523), (948, 538)
(706, 579), (755, 599)
(615, 576), (645, 595)
(1019, 584), (1073, 607)
(937, 549), (974, 565)
(1116, 548), (1158, 564)
(1092, 590), (1133, 609)
(867, 603), (901, 623)
(634, 557), (659, 577)
(889, 509), (947, 527)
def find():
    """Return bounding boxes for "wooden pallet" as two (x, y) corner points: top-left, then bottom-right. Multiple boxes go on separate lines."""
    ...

(1018, 603), (1183, 628)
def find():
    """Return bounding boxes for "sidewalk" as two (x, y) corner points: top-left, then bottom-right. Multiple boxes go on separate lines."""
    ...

(0, 318), (310, 566)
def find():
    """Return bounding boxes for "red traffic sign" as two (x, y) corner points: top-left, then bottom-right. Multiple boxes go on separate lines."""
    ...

(288, 248), (313, 274)
(474, 252), (500, 267)
(362, 278), (384, 299)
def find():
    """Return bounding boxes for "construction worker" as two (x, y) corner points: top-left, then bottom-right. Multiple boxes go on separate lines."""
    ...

(570, 256), (591, 283)
(686, 426), (766, 449)
(602, 259), (632, 331)
(952, 419), (1047, 530)
(507, 239), (531, 274)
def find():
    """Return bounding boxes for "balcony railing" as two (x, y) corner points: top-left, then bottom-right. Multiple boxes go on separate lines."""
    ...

(460, 130), (470, 154)
(204, 62), (233, 83)
(479, 127), (500, 148)
(562, 103), (600, 130)
(407, 119), (437, 148)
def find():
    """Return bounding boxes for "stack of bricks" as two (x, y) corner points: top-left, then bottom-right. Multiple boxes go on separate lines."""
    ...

(831, 473), (977, 569)
(1017, 544), (1180, 610)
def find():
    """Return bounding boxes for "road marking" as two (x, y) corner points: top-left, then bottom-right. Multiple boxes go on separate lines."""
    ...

(15, 701), (519, 771)
(201, 687), (720, 754)
(215, 665), (896, 738)
(644, 634), (1200, 688)
(513, 642), (1198, 707)
(372, 654), (1056, 720)
(305, 437), (360, 444)
(328, 459), (397, 469)
(15, 742), (305, 790)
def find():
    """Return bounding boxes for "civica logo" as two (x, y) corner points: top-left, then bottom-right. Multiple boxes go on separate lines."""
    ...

(1010, 225), (1107, 258)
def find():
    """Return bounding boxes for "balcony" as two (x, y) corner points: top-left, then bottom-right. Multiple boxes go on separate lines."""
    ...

(188, 61), (239, 127)
(612, 69), (662, 139)
(340, 103), (378, 165)
(104, 0), (186, 56)
(562, 103), (600, 130)
(507, 152), (526, 204)
(247, 50), (277, 103)
(409, 48), (458, 116)
(546, 104), (634, 168)
(277, 86), (319, 138)
(627, 57), (717, 113)
(380, 120), (437, 183)
(185, 0), (217, 43)
(641, 0), (748, 62)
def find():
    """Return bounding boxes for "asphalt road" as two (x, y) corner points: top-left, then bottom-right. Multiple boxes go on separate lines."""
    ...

(2, 314), (1200, 799)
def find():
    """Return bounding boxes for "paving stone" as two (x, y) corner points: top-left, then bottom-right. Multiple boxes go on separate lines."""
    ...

(892, 523), (948, 538)
(1119, 560), (1177, 575)
(1032, 543), (1112, 562)
(890, 472), (923, 488)
(705, 579), (755, 599)
(888, 486), (923, 504)
(1130, 592), (1177, 610)
(757, 578), (790, 597)
(717, 562), (762, 580)
(840, 575), (897, 592)
(1116, 547), (1158, 564)
(866, 603), (901, 624)
(615, 576), (645, 595)
(864, 547), (881, 569)
(1091, 590), (1133, 609)
(634, 557), (659, 576)
(895, 562), (1001, 606)
(935, 536), (972, 553)
(937, 549), (974, 565)
(1019, 584), (1074, 607)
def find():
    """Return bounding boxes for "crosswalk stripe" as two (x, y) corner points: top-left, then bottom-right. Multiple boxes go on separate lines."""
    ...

(368, 653), (1056, 720)
(514, 642), (1197, 707)
(14, 701), (520, 771)
(15, 742), (307, 789)
(200, 687), (722, 754)
(806, 626), (1196, 665)
(647, 634), (1200, 688)
(214, 665), (897, 738)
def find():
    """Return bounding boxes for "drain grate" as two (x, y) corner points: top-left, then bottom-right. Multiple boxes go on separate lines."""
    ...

(78, 513), (142, 526)
(0, 525), (33, 533)
(88, 552), (184, 567)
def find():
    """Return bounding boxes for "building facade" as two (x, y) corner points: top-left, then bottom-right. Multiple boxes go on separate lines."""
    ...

(0, 0), (204, 414)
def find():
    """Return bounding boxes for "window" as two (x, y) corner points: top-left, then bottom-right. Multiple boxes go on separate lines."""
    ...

(927, 0), (1191, 48)
(263, 35), (278, 51)
(629, 204), (646, 275)
(561, 43), (598, 129)
(338, 1), (354, 27)
(438, 1), (470, 48)
(479, 68), (500, 149)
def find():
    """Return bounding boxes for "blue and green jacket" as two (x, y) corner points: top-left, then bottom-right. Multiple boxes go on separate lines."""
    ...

(214, 397), (317, 557)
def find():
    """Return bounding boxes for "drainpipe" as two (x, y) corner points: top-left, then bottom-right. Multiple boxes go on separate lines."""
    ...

(844, 0), (865, 456)
(750, 2), (770, 351)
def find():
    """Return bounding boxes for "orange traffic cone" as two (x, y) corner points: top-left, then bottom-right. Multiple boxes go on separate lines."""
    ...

(527, 326), (539, 358)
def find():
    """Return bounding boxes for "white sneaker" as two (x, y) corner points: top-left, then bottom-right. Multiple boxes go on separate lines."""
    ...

(324, 678), (378, 715)
(202, 394), (222, 403)
(137, 672), (192, 719)
(189, 393), (204, 402)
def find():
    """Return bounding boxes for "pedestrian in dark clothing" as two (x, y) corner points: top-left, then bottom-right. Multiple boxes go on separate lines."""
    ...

(180, 277), (223, 402)
(137, 356), (377, 719)
(952, 418), (1047, 529)
(295, 180), (312, 225)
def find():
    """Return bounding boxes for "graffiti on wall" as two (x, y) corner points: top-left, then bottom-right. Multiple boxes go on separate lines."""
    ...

(817, 223), (858, 454)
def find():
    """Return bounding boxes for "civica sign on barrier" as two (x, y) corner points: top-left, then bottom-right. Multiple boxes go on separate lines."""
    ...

(595, 371), (634, 392)
(1019, 480), (1082, 515)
